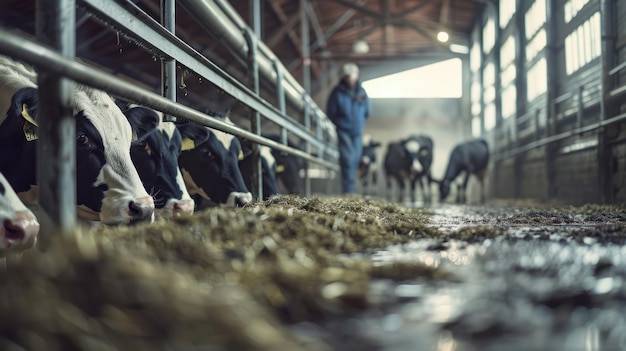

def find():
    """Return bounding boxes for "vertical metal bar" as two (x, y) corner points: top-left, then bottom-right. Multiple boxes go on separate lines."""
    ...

(300, 0), (311, 94)
(36, 0), (77, 234)
(161, 0), (176, 121)
(513, 0), (527, 199)
(244, 29), (262, 201)
(576, 85), (584, 129)
(493, 1), (502, 131)
(250, 0), (262, 38)
(303, 97), (311, 197)
(599, 0), (617, 203)
(272, 60), (287, 115)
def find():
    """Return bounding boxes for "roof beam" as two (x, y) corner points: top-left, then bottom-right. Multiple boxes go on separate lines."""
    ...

(266, 10), (300, 48)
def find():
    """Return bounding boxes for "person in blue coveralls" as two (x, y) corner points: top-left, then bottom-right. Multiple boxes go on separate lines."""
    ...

(326, 62), (370, 194)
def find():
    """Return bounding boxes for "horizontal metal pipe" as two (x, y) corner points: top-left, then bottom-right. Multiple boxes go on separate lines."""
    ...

(80, 0), (338, 159)
(494, 111), (626, 162)
(178, 0), (327, 122)
(0, 29), (340, 171)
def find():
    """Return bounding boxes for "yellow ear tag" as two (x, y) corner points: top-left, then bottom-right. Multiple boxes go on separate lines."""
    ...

(276, 164), (285, 173)
(181, 137), (195, 151)
(420, 149), (429, 156)
(238, 150), (244, 160)
(132, 131), (139, 142)
(22, 103), (38, 142)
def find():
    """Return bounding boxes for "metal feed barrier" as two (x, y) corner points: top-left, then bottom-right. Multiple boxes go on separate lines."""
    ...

(0, 0), (339, 233)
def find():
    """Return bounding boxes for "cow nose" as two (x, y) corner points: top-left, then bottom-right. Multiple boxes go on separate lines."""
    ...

(128, 197), (155, 224)
(235, 193), (252, 207)
(173, 199), (195, 216)
(2, 212), (39, 253)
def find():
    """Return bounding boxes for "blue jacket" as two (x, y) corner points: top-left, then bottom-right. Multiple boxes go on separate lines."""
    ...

(326, 80), (370, 137)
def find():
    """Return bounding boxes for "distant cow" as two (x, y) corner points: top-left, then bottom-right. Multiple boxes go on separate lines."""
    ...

(383, 135), (434, 203)
(119, 105), (195, 219)
(0, 172), (39, 257)
(264, 134), (305, 195)
(438, 139), (489, 203)
(238, 138), (279, 201)
(358, 135), (381, 195)
(176, 121), (252, 208)
(0, 56), (155, 225)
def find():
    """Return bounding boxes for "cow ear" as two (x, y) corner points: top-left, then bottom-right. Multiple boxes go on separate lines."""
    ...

(10, 87), (39, 142)
(124, 107), (160, 139)
(175, 122), (210, 150)
(372, 141), (382, 148)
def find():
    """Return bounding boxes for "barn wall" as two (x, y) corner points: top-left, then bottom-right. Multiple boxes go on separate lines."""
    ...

(476, 0), (626, 204)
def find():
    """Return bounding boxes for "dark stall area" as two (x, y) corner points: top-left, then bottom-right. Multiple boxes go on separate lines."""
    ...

(1, 0), (626, 350)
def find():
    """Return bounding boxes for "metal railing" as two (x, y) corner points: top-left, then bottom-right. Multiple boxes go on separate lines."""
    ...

(0, 0), (339, 231)
(492, 71), (626, 162)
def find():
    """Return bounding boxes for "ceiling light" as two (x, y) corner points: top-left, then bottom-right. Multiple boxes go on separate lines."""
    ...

(437, 31), (449, 43)
(352, 40), (370, 54)
(449, 44), (469, 54)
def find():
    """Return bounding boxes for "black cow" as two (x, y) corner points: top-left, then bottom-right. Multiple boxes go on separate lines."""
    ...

(120, 106), (195, 219)
(0, 171), (39, 257)
(358, 135), (381, 195)
(238, 138), (279, 201)
(264, 134), (305, 195)
(383, 135), (434, 203)
(175, 121), (252, 208)
(0, 56), (155, 225)
(438, 139), (489, 203)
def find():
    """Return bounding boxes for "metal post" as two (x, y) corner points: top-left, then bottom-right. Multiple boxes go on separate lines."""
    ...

(599, 0), (617, 203)
(303, 98), (311, 197)
(36, 0), (77, 235)
(513, 0), (528, 199)
(576, 85), (584, 129)
(493, 1), (502, 131)
(161, 0), (176, 121)
(300, 0), (311, 94)
(544, 0), (558, 200)
(250, 0), (261, 38)
(244, 28), (262, 201)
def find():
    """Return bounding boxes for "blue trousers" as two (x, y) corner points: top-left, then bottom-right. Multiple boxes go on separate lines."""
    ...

(337, 130), (362, 194)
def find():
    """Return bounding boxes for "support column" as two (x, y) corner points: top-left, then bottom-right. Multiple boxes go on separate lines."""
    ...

(599, 0), (617, 203)
(36, 0), (77, 235)
(161, 0), (176, 121)
(244, 29), (262, 201)
(545, 0), (558, 200)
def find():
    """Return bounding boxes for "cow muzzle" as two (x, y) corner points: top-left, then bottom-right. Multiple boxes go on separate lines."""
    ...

(0, 211), (39, 257)
(411, 160), (423, 173)
(160, 198), (195, 219)
(228, 192), (253, 207)
(128, 197), (156, 224)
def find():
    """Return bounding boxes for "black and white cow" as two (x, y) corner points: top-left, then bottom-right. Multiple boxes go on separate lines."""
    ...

(0, 171), (39, 257)
(0, 56), (155, 225)
(263, 134), (305, 195)
(439, 139), (489, 204)
(383, 135), (434, 203)
(175, 121), (252, 208)
(358, 134), (381, 195)
(238, 138), (279, 201)
(119, 106), (194, 219)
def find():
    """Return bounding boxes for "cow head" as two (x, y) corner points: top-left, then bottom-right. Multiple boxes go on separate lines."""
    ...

(402, 137), (424, 174)
(438, 179), (451, 201)
(176, 122), (252, 207)
(238, 138), (279, 200)
(123, 107), (194, 219)
(360, 135), (382, 168)
(0, 172), (38, 258)
(1, 87), (155, 225)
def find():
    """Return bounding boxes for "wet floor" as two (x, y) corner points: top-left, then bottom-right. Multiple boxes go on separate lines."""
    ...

(292, 204), (626, 351)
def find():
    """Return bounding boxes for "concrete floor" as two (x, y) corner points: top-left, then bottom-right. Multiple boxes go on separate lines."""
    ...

(293, 203), (626, 351)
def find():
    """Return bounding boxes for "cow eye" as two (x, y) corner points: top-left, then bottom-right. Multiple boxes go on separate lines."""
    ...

(77, 134), (89, 145)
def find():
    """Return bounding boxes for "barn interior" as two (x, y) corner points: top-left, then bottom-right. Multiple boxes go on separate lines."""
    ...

(2, 0), (626, 350)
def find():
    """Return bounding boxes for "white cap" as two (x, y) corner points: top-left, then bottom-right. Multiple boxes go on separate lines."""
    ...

(341, 63), (359, 78)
